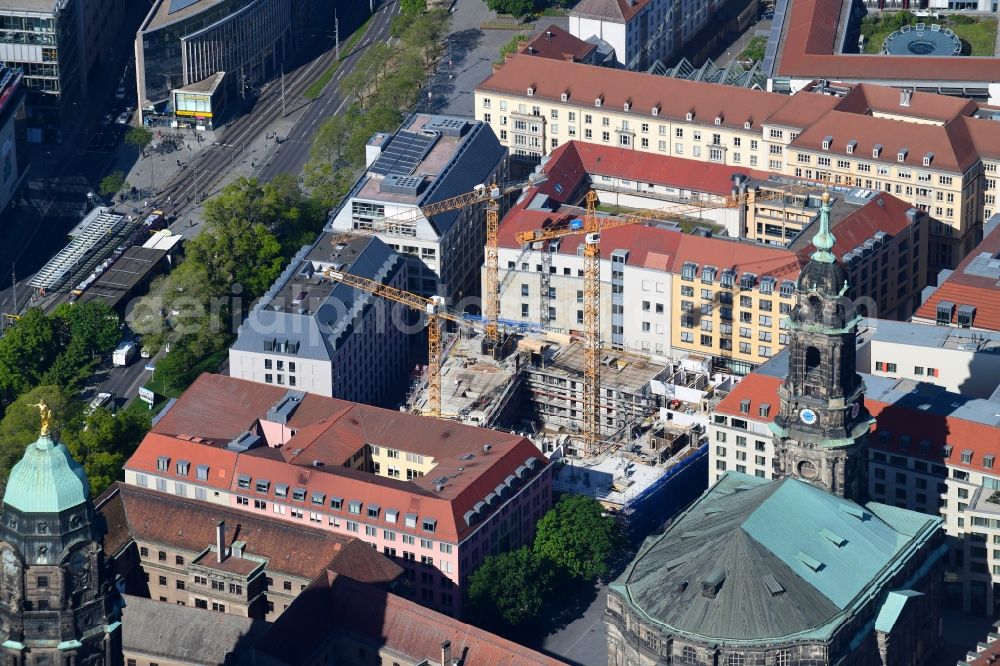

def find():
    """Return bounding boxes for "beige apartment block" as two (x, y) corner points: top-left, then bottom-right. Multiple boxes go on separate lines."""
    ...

(476, 55), (1000, 271)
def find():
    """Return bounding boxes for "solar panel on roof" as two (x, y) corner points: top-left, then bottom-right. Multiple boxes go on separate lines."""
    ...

(369, 131), (438, 177)
(169, 0), (202, 14)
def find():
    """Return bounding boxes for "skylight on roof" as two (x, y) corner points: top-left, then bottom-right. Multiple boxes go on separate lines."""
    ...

(819, 528), (847, 547)
(795, 551), (824, 572)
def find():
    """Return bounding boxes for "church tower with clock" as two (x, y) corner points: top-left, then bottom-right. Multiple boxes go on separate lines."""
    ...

(0, 404), (122, 666)
(770, 193), (874, 502)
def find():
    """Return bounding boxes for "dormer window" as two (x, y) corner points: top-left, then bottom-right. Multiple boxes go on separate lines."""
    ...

(714, 115), (722, 125)
(744, 120), (752, 129)
(846, 140), (856, 155)
(526, 86), (535, 97)
(652, 105), (660, 116)
(623, 100), (631, 112)
(560, 90), (569, 102)
(686, 111), (694, 121)
(822, 136), (832, 150)
(872, 144), (882, 158)
(923, 152), (934, 166)
(595, 96), (603, 108)
(897, 148), (908, 162)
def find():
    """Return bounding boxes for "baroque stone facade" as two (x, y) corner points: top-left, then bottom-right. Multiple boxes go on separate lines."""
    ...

(0, 423), (122, 666)
(771, 193), (873, 502)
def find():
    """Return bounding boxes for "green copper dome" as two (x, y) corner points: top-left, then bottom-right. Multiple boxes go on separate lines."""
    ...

(2, 434), (90, 514)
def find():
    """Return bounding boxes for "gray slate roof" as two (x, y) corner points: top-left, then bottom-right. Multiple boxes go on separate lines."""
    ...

(232, 235), (402, 362)
(419, 121), (506, 236)
(122, 594), (267, 664)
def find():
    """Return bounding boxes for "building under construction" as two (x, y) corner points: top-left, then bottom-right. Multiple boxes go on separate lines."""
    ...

(406, 329), (714, 456)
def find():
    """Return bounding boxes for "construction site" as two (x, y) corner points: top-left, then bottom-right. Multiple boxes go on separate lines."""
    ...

(394, 323), (717, 536)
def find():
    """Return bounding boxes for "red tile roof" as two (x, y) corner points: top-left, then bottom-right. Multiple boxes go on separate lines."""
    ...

(478, 57), (993, 176)
(563, 141), (772, 196)
(792, 193), (918, 259)
(774, 0), (1000, 83)
(98, 483), (403, 583)
(714, 373), (784, 419)
(714, 372), (1000, 476)
(521, 24), (597, 62)
(914, 224), (1000, 332)
(571, 0), (651, 22)
(789, 110), (980, 173)
(252, 571), (566, 665)
(127, 374), (550, 543)
(479, 55), (796, 132)
(128, 433), (238, 490)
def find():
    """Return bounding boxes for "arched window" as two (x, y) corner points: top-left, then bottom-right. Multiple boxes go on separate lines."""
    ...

(805, 346), (821, 373)
(681, 646), (698, 664)
(808, 295), (823, 319)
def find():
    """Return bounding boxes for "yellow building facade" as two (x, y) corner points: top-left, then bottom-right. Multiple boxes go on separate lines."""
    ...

(475, 57), (993, 272)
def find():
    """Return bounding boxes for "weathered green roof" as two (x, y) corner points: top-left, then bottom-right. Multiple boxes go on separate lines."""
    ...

(873, 590), (923, 633)
(2, 435), (90, 514)
(615, 473), (942, 644)
(742, 480), (909, 609)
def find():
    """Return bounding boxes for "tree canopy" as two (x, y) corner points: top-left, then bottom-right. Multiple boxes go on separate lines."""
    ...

(534, 493), (622, 580)
(466, 546), (553, 629)
(306, 7), (450, 210)
(487, 0), (536, 18)
(0, 385), (150, 498)
(125, 127), (154, 156)
(99, 170), (126, 198)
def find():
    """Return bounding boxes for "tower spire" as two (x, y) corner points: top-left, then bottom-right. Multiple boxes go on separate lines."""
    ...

(810, 191), (836, 264)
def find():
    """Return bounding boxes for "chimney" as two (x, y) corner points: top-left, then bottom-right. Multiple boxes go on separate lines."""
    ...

(440, 640), (452, 666)
(483, 444), (492, 454)
(216, 521), (227, 563)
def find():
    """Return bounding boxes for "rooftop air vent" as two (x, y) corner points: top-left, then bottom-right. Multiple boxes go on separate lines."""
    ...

(700, 568), (726, 598)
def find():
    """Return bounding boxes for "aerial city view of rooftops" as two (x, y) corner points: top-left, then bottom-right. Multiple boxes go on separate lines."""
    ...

(0, 0), (998, 664)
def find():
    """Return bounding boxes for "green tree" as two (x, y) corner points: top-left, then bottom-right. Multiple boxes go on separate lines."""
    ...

(67, 407), (150, 496)
(0, 308), (58, 401)
(99, 170), (126, 198)
(739, 36), (767, 64)
(498, 33), (528, 62)
(400, 0), (427, 15)
(0, 386), (74, 478)
(125, 127), (154, 157)
(487, 0), (536, 18)
(533, 494), (622, 580)
(52, 300), (122, 360)
(467, 546), (553, 628)
(188, 178), (293, 295)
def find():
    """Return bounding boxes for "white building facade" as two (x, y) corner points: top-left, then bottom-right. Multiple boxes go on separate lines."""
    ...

(568, 0), (722, 70)
(328, 115), (508, 305)
(229, 235), (411, 406)
(493, 237), (673, 356)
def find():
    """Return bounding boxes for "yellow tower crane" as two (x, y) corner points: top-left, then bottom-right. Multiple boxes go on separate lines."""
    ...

(333, 177), (544, 345)
(324, 268), (481, 418)
(514, 188), (777, 455)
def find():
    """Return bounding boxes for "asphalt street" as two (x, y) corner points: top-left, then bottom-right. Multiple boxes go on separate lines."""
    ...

(258, 2), (402, 182)
(84, 1), (403, 407)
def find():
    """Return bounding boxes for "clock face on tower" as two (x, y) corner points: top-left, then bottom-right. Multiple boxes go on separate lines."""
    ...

(800, 408), (818, 425)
